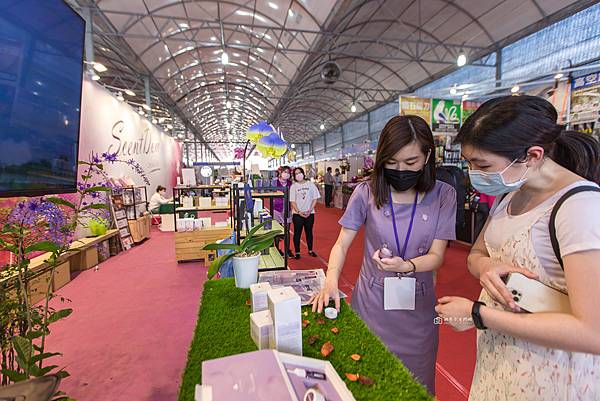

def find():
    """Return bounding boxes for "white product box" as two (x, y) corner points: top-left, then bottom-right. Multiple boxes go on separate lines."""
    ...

(215, 197), (229, 207)
(198, 197), (212, 208)
(250, 310), (273, 350)
(177, 218), (194, 232)
(250, 282), (272, 313)
(268, 286), (302, 356)
(253, 199), (263, 217)
(182, 196), (194, 209)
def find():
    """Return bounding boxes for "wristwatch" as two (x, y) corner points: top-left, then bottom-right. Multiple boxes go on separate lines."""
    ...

(471, 301), (487, 330)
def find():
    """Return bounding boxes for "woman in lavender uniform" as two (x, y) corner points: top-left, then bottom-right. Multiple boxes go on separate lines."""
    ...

(311, 115), (457, 395)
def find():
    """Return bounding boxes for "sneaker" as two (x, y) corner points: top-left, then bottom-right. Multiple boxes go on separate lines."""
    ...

(308, 251), (318, 257)
(287, 250), (294, 258)
(295, 253), (301, 259)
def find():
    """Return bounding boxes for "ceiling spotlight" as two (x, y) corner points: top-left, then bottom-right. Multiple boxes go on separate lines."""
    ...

(450, 87), (457, 95)
(125, 89), (135, 97)
(511, 85), (520, 93)
(226, 100), (232, 109)
(320, 123), (325, 130)
(350, 103), (357, 113)
(166, 124), (173, 129)
(142, 104), (151, 111)
(554, 73), (564, 80)
(221, 51), (229, 65)
(291, 143), (296, 149)
(93, 62), (107, 72)
(152, 118), (158, 124)
(138, 107), (145, 116)
(268, 2), (278, 9)
(90, 72), (100, 81)
(116, 92), (124, 101)
(457, 53), (467, 67)
(288, 9), (294, 17)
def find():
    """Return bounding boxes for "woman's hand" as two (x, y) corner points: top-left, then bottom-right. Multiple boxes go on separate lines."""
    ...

(310, 277), (340, 313)
(372, 250), (413, 273)
(479, 260), (538, 311)
(435, 296), (475, 331)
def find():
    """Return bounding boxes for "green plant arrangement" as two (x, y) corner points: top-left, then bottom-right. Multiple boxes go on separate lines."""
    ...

(87, 217), (109, 237)
(0, 152), (149, 399)
(203, 221), (282, 279)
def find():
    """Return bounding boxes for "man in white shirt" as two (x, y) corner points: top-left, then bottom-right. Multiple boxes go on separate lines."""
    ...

(149, 185), (173, 213)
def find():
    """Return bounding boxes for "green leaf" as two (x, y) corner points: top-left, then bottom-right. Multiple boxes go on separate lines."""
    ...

(30, 352), (61, 364)
(0, 238), (18, 254)
(81, 203), (109, 211)
(25, 241), (60, 254)
(12, 336), (32, 366)
(25, 330), (44, 340)
(207, 252), (236, 279)
(202, 243), (241, 251)
(96, 163), (104, 170)
(39, 365), (59, 375)
(78, 161), (91, 165)
(1, 368), (27, 382)
(46, 197), (76, 210)
(245, 231), (282, 249)
(240, 221), (268, 248)
(48, 308), (73, 324)
(247, 239), (277, 254)
(55, 370), (70, 379)
(83, 186), (111, 193)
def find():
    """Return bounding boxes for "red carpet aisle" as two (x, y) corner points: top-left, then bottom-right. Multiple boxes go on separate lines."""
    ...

(45, 229), (208, 401)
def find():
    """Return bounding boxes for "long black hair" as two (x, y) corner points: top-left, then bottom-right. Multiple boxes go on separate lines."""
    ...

(456, 95), (600, 183)
(371, 115), (435, 208)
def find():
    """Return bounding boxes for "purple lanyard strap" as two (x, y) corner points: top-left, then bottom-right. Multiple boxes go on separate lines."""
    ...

(389, 189), (419, 260)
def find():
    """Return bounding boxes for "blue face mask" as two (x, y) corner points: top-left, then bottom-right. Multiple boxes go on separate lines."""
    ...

(468, 159), (529, 196)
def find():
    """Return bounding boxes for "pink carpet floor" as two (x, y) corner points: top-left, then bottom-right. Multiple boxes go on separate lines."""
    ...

(43, 204), (478, 400)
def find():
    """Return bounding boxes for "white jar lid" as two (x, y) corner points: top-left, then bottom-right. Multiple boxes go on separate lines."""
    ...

(324, 307), (338, 320)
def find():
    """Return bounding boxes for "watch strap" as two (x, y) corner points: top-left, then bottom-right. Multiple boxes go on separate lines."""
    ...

(472, 301), (487, 330)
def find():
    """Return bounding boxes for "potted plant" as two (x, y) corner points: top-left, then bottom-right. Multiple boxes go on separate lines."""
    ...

(203, 221), (282, 288)
(88, 216), (110, 237)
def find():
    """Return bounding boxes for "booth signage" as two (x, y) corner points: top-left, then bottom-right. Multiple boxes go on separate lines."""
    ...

(399, 96), (432, 125)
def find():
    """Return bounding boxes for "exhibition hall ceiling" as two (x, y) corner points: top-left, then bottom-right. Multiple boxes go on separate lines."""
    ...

(71, 0), (594, 159)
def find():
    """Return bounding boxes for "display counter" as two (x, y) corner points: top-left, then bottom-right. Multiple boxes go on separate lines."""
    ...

(179, 279), (433, 401)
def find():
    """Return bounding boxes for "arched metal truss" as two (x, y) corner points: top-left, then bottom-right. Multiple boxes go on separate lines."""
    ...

(69, 0), (595, 160)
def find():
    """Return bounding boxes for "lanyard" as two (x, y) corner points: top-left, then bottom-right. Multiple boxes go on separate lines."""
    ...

(389, 189), (419, 260)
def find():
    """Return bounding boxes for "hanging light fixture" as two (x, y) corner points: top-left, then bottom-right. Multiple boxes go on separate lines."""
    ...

(457, 53), (467, 67)
(226, 99), (232, 109)
(450, 85), (458, 95)
(125, 89), (136, 97)
(350, 103), (357, 113)
(116, 92), (124, 101)
(320, 123), (325, 130)
(88, 69), (100, 81)
(138, 107), (145, 116)
(221, 50), (229, 65)
(554, 73), (564, 80)
(511, 85), (520, 93)
(142, 104), (151, 111)
(93, 62), (107, 72)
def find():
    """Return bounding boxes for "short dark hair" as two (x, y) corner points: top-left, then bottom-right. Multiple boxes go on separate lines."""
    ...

(156, 185), (166, 192)
(370, 115), (435, 209)
(456, 95), (600, 183)
(293, 167), (306, 181)
(277, 165), (291, 176)
(327, 167), (332, 172)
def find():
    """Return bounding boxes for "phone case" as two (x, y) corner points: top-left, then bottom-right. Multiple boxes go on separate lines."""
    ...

(504, 273), (571, 314)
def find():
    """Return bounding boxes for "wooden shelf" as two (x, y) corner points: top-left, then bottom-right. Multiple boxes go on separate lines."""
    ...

(239, 220), (284, 238)
(258, 247), (285, 271)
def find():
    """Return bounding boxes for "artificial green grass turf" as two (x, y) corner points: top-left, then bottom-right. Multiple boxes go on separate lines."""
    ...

(179, 279), (433, 401)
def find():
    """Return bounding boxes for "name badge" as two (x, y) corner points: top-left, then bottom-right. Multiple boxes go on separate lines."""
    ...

(384, 277), (416, 310)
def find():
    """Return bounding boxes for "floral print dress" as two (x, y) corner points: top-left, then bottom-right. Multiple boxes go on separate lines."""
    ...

(469, 191), (600, 401)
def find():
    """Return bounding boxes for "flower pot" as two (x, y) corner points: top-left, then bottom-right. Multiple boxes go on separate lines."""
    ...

(233, 254), (260, 288)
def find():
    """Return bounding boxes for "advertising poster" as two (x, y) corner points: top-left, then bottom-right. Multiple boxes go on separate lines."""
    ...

(399, 96), (432, 125)
(431, 99), (462, 133)
(569, 71), (600, 137)
(461, 101), (482, 124)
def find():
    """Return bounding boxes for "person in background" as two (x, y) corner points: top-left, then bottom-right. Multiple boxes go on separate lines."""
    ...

(149, 185), (172, 213)
(290, 167), (321, 259)
(324, 167), (335, 207)
(273, 166), (294, 257)
(333, 168), (343, 208)
(436, 95), (600, 400)
(311, 115), (457, 395)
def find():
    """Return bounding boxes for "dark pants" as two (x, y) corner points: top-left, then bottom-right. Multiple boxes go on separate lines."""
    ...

(324, 184), (333, 207)
(292, 213), (314, 253)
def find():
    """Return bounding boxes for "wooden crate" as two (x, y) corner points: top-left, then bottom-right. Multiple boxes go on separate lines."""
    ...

(175, 228), (232, 263)
(52, 261), (71, 291)
(29, 270), (53, 305)
(71, 247), (99, 271)
(129, 215), (151, 243)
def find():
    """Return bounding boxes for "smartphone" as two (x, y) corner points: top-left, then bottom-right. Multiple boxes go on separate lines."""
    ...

(504, 273), (571, 314)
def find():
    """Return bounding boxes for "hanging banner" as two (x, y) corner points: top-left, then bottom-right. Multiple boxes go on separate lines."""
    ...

(431, 99), (462, 133)
(569, 71), (600, 135)
(399, 96), (431, 125)
(461, 101), (482, 124)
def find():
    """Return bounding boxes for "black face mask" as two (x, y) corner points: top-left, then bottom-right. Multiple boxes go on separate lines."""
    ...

(384, 168), (422, 192)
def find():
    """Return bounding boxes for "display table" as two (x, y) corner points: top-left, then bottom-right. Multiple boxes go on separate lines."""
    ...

(179, 279), (432, 401)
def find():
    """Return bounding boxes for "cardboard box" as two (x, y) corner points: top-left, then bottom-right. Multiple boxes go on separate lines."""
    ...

(268, 287), (302, 356)
(52, 261), (71, 291)
(250, 310), (273, 350)
(250, 282), (272, 312)
(71, 247), (99, 271)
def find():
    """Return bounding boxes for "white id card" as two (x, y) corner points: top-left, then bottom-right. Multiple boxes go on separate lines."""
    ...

(384, 277), (416, 310)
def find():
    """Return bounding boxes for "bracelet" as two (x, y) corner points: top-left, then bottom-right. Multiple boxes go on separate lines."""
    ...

(406, 259), (416, 273)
